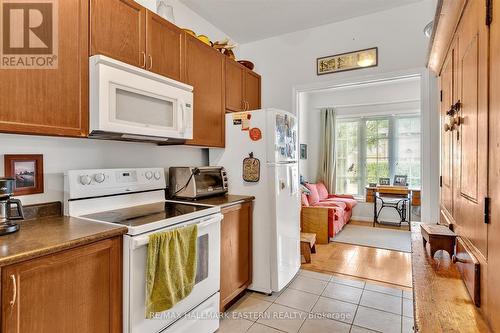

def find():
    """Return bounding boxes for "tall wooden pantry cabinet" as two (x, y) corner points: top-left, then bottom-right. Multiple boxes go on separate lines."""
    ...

(430, 0), (500, 330)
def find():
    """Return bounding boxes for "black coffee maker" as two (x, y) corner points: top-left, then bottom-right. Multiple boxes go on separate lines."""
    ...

(0, 178), (24, 235)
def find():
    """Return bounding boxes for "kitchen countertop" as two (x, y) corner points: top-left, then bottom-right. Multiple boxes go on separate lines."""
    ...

(411, 222), (491, 332)
(0, 216), (127, 267)
(176, 194), (254, 209)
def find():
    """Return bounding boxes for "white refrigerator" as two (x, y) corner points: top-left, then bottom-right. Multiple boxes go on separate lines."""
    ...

(209, 108), (301, 294)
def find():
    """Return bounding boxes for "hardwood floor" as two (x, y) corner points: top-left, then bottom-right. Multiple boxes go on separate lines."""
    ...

(301, 221), (412, 288)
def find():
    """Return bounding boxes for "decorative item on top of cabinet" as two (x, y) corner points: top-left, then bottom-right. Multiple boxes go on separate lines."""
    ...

(213, 38), (237, 59)
(1, 237), (122, 333)
(238, 60), (255, 70)
(184, 34), (225, 147)
(156, 0), (175, 23)
(225, 58), (261, 112)
(0, 0), (89, 137)
(220, 202), (253, 311)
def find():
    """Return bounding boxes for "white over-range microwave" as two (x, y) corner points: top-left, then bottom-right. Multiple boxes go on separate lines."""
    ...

(89, 55), (193, 143)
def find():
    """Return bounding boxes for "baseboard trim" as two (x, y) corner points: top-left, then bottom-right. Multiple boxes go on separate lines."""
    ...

(351, 216), (421, 223)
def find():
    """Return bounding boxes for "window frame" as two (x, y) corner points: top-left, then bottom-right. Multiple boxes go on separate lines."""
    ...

(335, 113), (421, 197)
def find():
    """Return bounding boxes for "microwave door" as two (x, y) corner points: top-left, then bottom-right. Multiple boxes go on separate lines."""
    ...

(90, 55), (193, 140)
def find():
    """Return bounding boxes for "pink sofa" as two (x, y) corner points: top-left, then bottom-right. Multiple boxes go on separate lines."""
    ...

(301, 182), (357, 239)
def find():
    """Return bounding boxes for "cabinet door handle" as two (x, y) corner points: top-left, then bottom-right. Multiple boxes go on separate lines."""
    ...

(141, 52), (146, 68)
(246, 101), (250, 111)
(148, 55), (153, 70)
(9, 274), (16, 307)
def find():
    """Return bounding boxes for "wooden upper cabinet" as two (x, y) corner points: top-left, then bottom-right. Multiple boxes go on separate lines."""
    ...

(90, 0), (146, 68)
(0, 0), (89, 137)
(225, 58), (261, 112)
(185, 35), (225, 147)
(146, 10), (185, 81)
(2, 238), (122, 333)
(225, 58), (246, 112)
(245, 70), (261, 110)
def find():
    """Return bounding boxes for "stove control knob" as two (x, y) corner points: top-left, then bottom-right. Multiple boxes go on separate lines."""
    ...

(80, 175), (92, 185)
(145, 171), (153, 180)
(153, 171), (162, 180)
(94, 173), (106, 183)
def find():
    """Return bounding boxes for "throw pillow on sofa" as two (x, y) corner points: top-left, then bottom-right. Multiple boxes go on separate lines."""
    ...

(304, 183), (320, 205)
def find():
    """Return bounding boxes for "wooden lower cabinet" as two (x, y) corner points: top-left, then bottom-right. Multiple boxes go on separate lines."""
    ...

(1, 237), (122, 333)
(220, 202), (253, 311)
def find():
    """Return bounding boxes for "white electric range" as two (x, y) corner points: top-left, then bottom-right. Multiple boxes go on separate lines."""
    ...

(64, 168), (222, 333)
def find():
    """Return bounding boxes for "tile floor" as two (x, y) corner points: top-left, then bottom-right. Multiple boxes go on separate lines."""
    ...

(219, 270), (414, 333)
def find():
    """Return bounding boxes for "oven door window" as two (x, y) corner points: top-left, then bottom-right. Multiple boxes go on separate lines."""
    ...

(195, 234), (209, 284)
(115, 88), (175, 128)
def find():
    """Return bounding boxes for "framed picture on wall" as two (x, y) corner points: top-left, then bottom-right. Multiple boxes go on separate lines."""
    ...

(300, 144), (308, 159)
(317, 47), (378, 75)
(4, 154), (44, 196)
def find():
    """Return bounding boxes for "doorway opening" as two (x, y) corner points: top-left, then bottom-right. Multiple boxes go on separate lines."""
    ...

(295, 70), (437, 288)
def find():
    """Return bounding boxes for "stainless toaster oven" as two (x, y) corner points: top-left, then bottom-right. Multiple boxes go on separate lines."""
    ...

(169, 166), (228, 199)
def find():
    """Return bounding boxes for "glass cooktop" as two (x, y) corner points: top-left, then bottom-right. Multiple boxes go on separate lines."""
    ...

(81, 201), (212, 228)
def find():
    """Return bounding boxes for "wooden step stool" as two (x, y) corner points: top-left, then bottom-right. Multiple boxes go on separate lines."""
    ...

(300, 232), (316, 263)
(420, 224), (457, 258)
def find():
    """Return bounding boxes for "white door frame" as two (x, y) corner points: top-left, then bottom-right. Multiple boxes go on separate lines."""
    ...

(292, 67), (439, 224)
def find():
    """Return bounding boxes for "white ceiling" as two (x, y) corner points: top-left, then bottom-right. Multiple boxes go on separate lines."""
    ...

(179, 0), (424, 43)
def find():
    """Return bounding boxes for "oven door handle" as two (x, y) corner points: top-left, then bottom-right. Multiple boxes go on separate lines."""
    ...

(131, 213), (222, 249)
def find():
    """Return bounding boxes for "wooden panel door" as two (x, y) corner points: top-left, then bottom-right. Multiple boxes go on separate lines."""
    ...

(225, 59), (245, 112)
(90, 0), (146, 68)
(245, 70), (261, 111)
(0, 0), (88, 137)
(2, 238), (122, 333)
(487, 0), (500, 329)
(146, 10), (185, 81)
(220, 202), (253, 311)
(440, 50), (454, 219)
(455, 0), (489, 259)
(185, 35), (225, 147)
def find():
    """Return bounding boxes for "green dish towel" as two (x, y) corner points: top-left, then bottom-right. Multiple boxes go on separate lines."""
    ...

(146, 224), (198, 318)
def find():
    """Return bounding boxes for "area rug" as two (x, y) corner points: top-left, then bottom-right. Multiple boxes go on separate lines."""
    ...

(332, 224), (411, 253)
